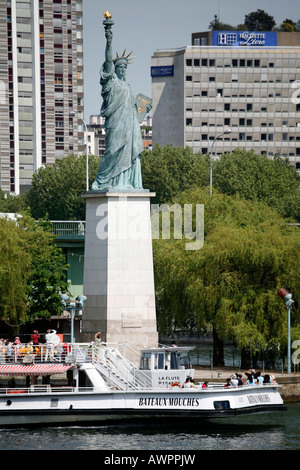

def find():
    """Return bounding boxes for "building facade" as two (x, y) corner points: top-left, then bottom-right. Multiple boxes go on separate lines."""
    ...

(0, 0), (84, 195)
(151, 31), (300, 171)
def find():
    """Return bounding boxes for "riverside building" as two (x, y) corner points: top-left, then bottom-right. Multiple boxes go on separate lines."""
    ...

(151, 31), (300, 172)
(0, 0), (84, 195)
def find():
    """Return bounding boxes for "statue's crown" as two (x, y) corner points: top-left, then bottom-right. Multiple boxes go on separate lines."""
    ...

(114, 49), (135, 66)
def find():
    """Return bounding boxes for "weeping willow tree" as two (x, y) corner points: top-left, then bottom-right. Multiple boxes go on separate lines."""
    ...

(153, 189), (300, 367)
(0, 217), (32, 331)
(0, 215), (69, 334)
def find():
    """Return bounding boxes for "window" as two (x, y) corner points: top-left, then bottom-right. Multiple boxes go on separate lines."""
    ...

(214, 401), (230, 410)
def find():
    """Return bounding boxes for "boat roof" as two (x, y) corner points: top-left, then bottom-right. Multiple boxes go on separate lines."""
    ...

(0, 364), (72, 376)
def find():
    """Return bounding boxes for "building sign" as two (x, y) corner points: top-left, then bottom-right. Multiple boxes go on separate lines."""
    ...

(212, 31), (278, 47)
(151, 65), (174, 77)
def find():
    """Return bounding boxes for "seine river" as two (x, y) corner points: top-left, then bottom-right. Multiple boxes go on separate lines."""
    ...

(0, 403), (299, 452)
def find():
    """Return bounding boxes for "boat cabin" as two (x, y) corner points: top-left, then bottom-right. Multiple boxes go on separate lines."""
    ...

(139, 346), (194, 388)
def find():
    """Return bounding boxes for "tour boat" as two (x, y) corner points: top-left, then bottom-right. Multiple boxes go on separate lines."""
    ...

(0, 341), (286, 427)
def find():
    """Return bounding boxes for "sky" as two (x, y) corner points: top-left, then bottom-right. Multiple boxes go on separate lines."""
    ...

(82, 0), (300, 121)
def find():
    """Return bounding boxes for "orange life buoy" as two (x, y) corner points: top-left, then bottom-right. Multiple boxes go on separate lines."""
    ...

(7, 390), (26, 394)
(171, 382), (182, 387)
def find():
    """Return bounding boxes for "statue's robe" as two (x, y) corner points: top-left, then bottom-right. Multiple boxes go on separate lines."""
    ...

(92, 62), (143, 191)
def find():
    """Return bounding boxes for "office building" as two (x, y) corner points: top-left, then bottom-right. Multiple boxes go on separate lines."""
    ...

(0, 0), (84, 195)
(151, 31), (300, 171)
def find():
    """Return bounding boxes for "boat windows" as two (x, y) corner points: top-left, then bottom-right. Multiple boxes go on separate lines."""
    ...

(154, 353), (165, 370)
(214, 400), (230, 410)
(140, 352), (151, 370)
(50, 398), (59, 408)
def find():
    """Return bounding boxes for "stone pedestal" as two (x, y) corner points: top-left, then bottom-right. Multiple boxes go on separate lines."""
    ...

(81, 191), (158, 350)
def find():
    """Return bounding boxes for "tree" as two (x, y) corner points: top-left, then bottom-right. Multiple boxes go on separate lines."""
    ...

(0, 215), (69, 334)
(213, 150), (300, 222)
(245, 10), (276, 31)
(153, 189), (300, 367)
(141, 144), (210, 205)
(280, 19), (295, 32)
(0, 190), (28, 214)
(208, 15), (235, 31)
(26, 154), (100, 220)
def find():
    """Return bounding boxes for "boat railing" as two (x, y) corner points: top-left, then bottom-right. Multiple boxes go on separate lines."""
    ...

(0, 386), (96, 395)
(0, 342), (94, 365)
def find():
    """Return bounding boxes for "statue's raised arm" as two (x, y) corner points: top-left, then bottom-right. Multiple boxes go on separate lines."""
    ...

(91, 12), (150, 192)
(103, 13), (113, 74)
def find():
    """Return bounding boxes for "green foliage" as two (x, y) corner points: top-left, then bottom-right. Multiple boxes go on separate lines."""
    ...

(153, 189), (300, 358)
(141, 144), (210, 205)
(244, 9), (276, 31)
(0, 190), (28, 214)
(0, 215), (69, 332)
(26, 154), (100, 220)
(213, 150), (300, 221)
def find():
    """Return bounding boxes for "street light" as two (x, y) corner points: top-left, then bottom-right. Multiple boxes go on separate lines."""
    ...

(60, 293), (87, 343)
(278, 288), (294, 374)
(210, 129), (231, 196)
(69, 112), (89, 192)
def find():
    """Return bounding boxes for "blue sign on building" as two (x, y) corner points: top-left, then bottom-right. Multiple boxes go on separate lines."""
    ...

(151, 65), (174, 77)
(212, 31), (278, 47)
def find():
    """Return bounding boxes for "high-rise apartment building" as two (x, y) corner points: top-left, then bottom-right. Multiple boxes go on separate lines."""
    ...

(0, 0), (84, 195)
(151, 31), (300, 171)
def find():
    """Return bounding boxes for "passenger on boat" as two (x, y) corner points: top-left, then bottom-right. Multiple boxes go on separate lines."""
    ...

(236, 374), (244, 386)
(45, 329), (60, 361)
(230, 374), (239, 387)
(183, 377), (191, 388)
(224, 378), (232, 387)
(245, 369), (255, 385)
(256, 371), (264, 386)
(263, 374), (271, 384)
(202, 381), (208, 389)
(5, 340), (13, 362)
(31, 330), (40, 345)
(95, 332), (102, 344)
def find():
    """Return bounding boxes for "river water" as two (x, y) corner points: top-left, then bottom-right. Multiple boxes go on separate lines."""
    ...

(0, 402), (299, 451)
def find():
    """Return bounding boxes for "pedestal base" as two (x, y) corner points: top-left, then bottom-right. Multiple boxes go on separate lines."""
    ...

(81, 192), (158, 350)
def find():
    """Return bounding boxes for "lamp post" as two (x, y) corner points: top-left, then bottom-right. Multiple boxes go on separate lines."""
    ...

(60, 294), (87, 343)
(210, 129), (231, 196)
(69, 112), (89, 192)
(277, 288), (294, 374)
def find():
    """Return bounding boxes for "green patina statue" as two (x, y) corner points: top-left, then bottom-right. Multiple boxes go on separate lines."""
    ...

(92, 12), (152, 192)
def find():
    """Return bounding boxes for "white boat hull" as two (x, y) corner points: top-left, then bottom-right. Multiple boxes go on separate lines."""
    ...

(0, 385), (286, 427)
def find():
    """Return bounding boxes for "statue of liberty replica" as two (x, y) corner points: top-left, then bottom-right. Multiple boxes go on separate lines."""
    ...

(92, 11), (152, 191)
(82, 11), (158, 349)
